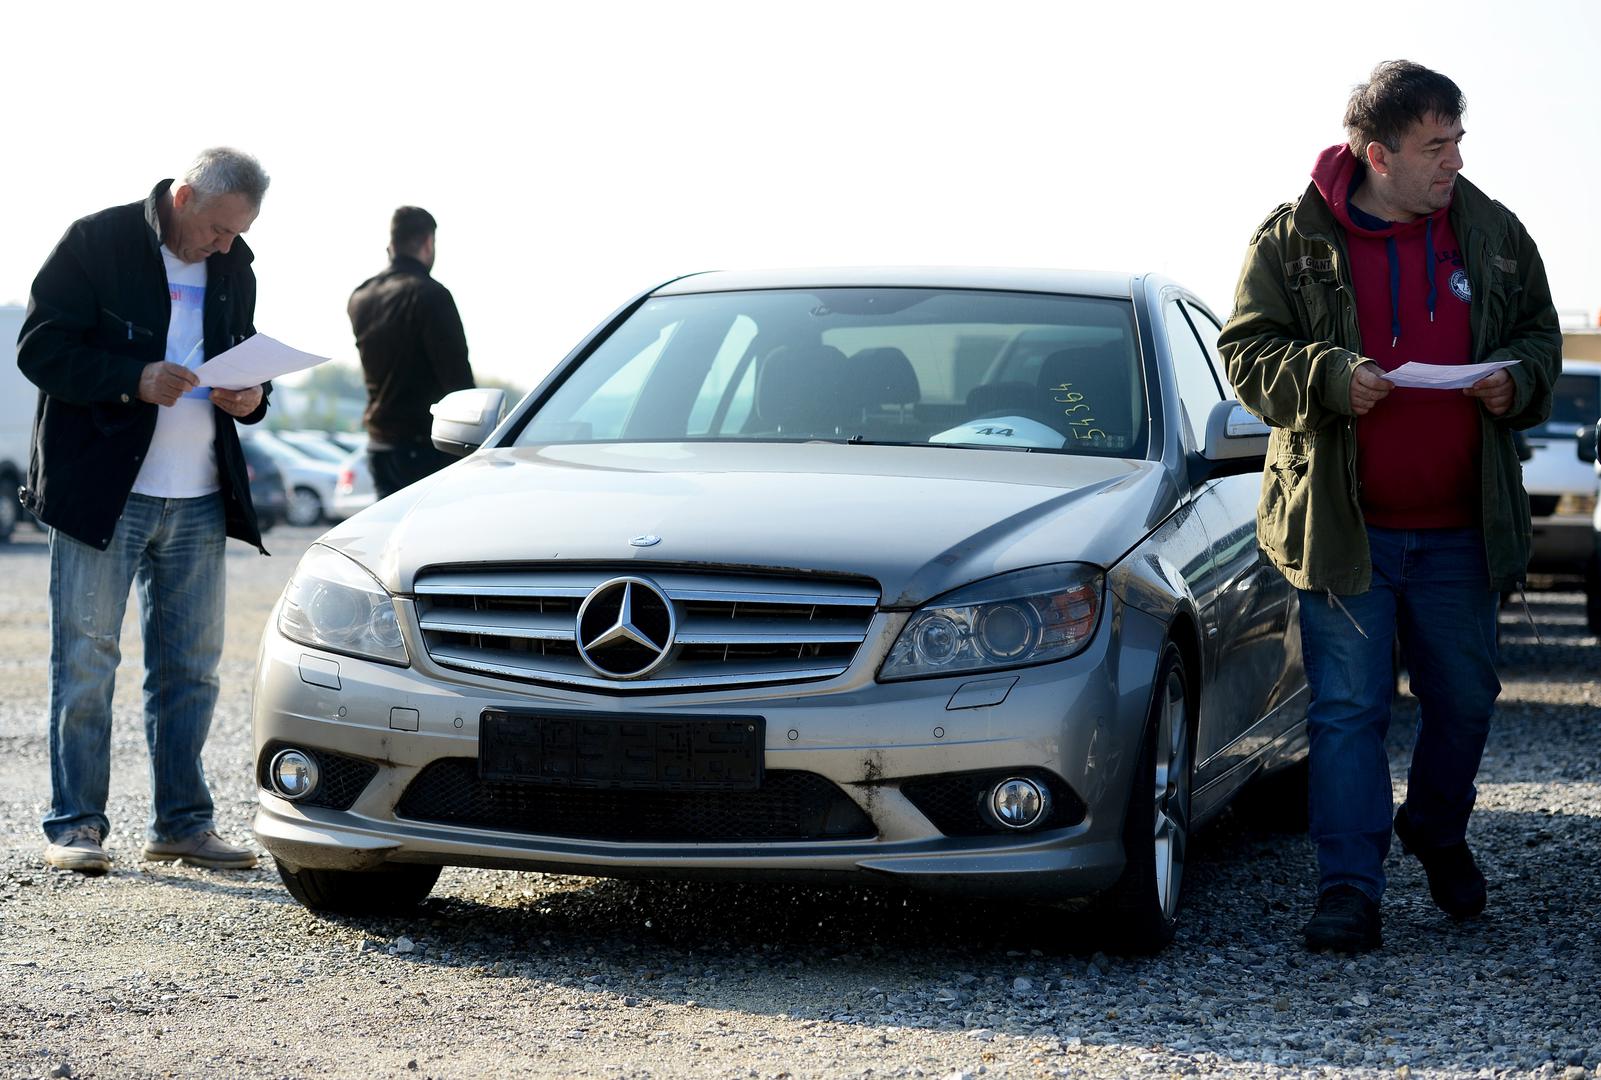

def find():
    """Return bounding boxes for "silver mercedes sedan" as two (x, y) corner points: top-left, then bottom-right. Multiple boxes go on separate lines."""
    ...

(252, 268), (1307, 952)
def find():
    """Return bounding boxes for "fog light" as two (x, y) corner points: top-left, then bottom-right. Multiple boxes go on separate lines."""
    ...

(270, 749), (320, 801)
(988, 776), (1050, 830)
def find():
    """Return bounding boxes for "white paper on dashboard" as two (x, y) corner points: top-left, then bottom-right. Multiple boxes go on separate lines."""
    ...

(193, 334), (329, 390)
(1381, 358), (1519, 390)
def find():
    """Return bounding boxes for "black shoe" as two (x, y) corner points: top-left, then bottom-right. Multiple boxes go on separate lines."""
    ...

(1394, 806), (1487, 920)
(1304, 885), (1383, 953)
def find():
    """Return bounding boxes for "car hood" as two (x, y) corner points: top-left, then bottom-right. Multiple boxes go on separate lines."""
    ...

(319, 442), (1178, 607)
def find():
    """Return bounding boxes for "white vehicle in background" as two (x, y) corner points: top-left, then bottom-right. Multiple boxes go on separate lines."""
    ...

(1525, 359), (1601, 578)
(244, 431), (341, 527)
(0, 306), (31, 543)
(329, 447), (375, 522)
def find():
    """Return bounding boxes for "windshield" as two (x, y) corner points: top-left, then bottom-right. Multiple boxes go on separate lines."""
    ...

(514, 288), (1147, 456)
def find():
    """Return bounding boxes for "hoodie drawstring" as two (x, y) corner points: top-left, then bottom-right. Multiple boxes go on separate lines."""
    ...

(1424, 216), (1437, 324)
(1387, 217), (1439, 347)
(1387, 236), (1401, 347)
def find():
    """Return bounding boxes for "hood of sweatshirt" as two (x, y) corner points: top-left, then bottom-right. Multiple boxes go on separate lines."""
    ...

(1310, 145), (1451, 345)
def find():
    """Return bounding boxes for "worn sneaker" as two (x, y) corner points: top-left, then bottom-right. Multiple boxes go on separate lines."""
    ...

(44, 829), (112, 874)
(1303, 885), (1383, 953)
(143, 830), (258, 870)
(1394, 805), (1487, 920)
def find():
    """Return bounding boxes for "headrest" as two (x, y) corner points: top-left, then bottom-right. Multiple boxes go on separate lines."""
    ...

(1036, 342), (1133, 441)
(846, 347), (920, 408)
(1036, 342), (1129, 392)
(755, 344), (849, 434)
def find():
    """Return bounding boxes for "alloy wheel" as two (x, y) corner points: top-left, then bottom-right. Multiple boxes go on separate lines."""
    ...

(1151, 664), (1191, 921)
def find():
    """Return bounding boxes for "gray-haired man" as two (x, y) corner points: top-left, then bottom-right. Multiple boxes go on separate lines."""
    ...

(18, 148), (274, 873)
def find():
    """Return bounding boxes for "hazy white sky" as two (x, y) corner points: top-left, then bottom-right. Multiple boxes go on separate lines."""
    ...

(4, 0), (1598, 389)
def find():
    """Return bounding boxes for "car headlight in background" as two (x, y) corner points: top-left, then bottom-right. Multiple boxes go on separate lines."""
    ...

(879, 564), (1103, 681)
(277, 545), (408, 665)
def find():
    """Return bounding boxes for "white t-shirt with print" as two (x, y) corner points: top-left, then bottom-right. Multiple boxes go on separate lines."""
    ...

(130, 247), (219, 497)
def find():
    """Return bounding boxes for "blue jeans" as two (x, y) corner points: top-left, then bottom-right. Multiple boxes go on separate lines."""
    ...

(1297, 526), (1500, 902)
(44, 493), (226, 845)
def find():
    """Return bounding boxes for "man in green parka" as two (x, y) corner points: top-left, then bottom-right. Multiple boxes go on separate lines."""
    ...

(1219, 61), (1560, 953)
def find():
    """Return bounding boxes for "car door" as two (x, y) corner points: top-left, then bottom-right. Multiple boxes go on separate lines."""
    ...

(1162, 296), (1298, 786)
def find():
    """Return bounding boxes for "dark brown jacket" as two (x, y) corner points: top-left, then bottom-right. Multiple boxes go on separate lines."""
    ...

(348, 256), (472, 445)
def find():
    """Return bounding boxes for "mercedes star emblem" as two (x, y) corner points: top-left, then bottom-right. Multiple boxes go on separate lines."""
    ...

(575, 577), (676, 679)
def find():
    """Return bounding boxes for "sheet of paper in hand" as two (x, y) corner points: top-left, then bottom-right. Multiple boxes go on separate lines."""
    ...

(194, 335), (329, 390)
(1381, 358), (1519, 390)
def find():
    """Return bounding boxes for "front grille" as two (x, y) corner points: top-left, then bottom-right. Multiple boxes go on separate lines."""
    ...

(396, 758), (875, 842)
(258, 741), (379, 811)
(412, 566), (879, 692)
(900, 769), (1086, 836)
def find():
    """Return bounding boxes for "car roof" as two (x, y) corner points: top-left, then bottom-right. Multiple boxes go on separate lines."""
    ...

(652, 267), (1143, 299)
(1561, 357), (1601, 375)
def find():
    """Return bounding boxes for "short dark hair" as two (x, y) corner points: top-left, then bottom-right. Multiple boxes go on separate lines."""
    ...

(1344, 61), (1465, 161)
(390, 206), (437, 256)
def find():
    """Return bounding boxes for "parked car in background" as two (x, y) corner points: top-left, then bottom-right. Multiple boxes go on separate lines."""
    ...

(243, 431), (341, 527)
(1577, 422), (1601, 635)
(252, 268), (1308, 953)
(328, 448), (376, 522)
(0, 306), (30, 543)
(1525, 359), (1601, 577)
(327, 431), (368, 455)
(276, 430), (353, 466)
(240, 437), (290, 532)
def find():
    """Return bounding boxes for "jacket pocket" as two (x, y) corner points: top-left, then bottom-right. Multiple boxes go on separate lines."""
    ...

(1260, 435), (1311, 572)
(1290, 277), (1344, 344)
(98, 307), (155, 345)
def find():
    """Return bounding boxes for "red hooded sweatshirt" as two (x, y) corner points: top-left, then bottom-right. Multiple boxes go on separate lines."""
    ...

(1311, 145), (1480, 529)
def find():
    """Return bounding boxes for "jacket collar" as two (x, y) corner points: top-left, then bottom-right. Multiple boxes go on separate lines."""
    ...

(142, 178), (255, 272)
(388, 254), (432, 277)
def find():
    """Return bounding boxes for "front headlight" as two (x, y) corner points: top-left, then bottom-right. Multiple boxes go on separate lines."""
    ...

(277, 545), (408, 665)
(879, 564), (1103, 681)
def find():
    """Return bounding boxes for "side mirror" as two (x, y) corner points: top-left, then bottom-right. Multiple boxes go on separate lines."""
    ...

(431, 388), (507, 457)
(1188, 400), (1269, 486)
(1579, 424), (1598, 466)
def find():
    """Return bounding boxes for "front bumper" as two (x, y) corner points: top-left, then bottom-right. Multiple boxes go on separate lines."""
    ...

(251, 595), (1170, 899)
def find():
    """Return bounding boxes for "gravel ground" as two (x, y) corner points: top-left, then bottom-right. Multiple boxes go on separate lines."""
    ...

(1, 525), (1597, 1080)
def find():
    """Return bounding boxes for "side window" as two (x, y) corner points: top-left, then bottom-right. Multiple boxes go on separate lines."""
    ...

(1182, 300), (1232, 398)
(1163, 300), (1222, 447)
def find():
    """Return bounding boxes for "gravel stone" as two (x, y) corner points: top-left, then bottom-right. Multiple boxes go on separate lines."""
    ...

(0, 529), (1596, 1078)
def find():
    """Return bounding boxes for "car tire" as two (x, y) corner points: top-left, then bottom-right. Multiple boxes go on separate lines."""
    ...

(273, 858), (441, 915)
(1090, 641), (1192, 954)
(287, 486), (323, 528)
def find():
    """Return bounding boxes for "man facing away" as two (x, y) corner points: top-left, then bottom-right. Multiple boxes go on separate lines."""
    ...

(348, 206), (473, 499)
(1219, 61), (1561, 953)
(19, 147), (275, 874)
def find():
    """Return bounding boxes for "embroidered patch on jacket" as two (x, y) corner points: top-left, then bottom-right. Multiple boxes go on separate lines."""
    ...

(1449, 269), (1473, 302)
(1284, 255), (1334, 277)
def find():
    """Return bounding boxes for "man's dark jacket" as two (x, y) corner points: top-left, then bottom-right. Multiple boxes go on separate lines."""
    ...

(348, 255), (472, 445)
(16, 179), (271, 551)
